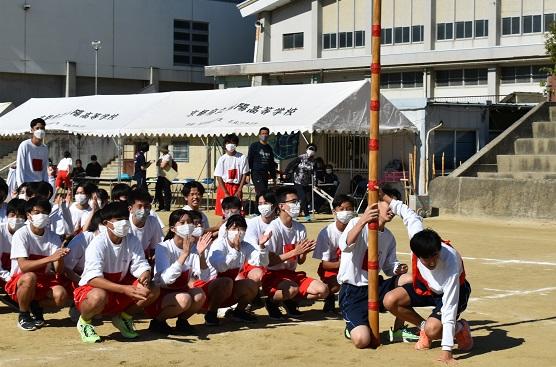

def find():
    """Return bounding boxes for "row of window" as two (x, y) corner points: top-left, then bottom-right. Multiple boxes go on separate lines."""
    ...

(437, 20), (488, 40)
(500, 65), (549, 84)
(173, 19), (209, 67)
(381, 25), (424, 45)
(322, 31), (365, 49)
(502, 13), (556, 35)
(380, 72), (423, 89)
(436, 69), (487, 87)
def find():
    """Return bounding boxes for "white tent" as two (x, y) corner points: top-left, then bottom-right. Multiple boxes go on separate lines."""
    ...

(0, 80), (416, 137)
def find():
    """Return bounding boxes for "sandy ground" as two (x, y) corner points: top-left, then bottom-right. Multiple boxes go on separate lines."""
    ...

(0, 211), (555, 367)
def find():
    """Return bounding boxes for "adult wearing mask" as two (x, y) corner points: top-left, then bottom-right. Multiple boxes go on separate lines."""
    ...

(285, 143), (317, 221)
(15, 118), (49, 188)
(247, 127), (277, 198)
(214, 134), (249, 217)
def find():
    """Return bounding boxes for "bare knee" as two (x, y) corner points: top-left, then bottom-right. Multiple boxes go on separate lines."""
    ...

(424, 318), (442, 339)
(86, 289), (108, 308)
(351, 327), (371, 349)
(248, 269), (264, 285)
(212, 278), (234, 298)
(51, 286), (68, 306)
(175, 293), (192, 311)
(18, 272), (38, 287)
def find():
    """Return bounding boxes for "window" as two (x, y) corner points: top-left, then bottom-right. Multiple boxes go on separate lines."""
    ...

(436, 69), (487, 87)
(380, 71), (423, 89)
(322, 33), (337, 49)
(545, 13), (556, 32)
(412, 25), (424, 42)
(437, 22), (453, 40)
(173, 19), (209, 66)
(283, 32), (304, 50)
(502, 16), (520, 35)
(500, 65), (550, 84)
(339, 32), (353, 48)
(434, 130), (477, 171)
(355, 30), (365, 47)
(475, 19), (488, 37)
(455, 21), (473, 39)
(394, 26), (410, 43)
(172, 141), (190, 162)
(381, 28), (393, 44)
(523, 15), (542, 33)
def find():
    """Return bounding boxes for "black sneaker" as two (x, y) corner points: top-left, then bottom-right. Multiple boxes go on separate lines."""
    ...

(265, 298), (283, 320)
(175, 318), (196, 334)
(18, 312), (37, 331)
(247, 293), (265, 311)
(283, 300), (303, 317)
(231, 309), (257, 324)
(322, 295), (336, 313)
(148, 319), (173, 335)
(204, 311), (219, 326)
(30, 301), (45, 328)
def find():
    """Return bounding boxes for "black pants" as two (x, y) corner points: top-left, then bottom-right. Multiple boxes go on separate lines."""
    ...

(155, 176), (172, 210)
(134, 172), (146, 190)
(294, 183), (312, 216)
(251, 171), (269, 198)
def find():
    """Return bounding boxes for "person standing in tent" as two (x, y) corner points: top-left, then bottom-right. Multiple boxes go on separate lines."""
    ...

(284, 143), (317, 221)
(214, 134), (249, 217)
(15, 118), (49, 188)
(247, 127), (277, 198)
(155, 146), (174, 212)
(133, 143), (149, 191)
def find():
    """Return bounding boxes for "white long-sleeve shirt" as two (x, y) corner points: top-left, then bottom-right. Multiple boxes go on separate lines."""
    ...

(79, 231), (151, 286)
(415, 243), (464, 351)
(337, 199), (423, 286)
(206, 236), (269, 279)
(153, 239), (202, 289)
(15, 139), (49, 187)
(265, 218), (307, 272)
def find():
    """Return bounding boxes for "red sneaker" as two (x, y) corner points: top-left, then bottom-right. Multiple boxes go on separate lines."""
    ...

(415, 329), (431, 350)
(455, 319), (473, 351)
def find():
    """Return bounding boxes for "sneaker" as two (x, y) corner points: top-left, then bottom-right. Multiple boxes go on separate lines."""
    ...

(322, 295), (336, 313)
(18, 312), (37, 331)
(389, 325), (420, 343)
(204, 311), (219, 326)
(265, 298), (283, 320)
(148, 319), (173, 335)
(30, 301), (45, 328)
(283, 300), (302, 317)
(304, 215), (312, 222)
(231, 309), (257, 324)
(175, 319), (196, 334)
(77, 317), (101, 343)
(111, 314), (139, 339)
(344, 326), (351, 340)
(69, 305), (81, 323)
(414, 329), (431, 350)
(455, 319), (474, 351)
(247, 293), (265, 311)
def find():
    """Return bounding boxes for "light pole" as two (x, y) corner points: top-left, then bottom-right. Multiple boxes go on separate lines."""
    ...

(91, 40), (101, 95)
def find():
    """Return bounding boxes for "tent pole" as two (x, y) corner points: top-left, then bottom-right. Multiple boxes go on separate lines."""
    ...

(367, 0), (381, 349)
(117, 136), (123, 183)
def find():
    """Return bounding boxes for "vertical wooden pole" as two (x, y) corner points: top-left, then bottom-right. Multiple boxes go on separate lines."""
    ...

(432, 154), (436, 178)
(412, 145), (417, 192)
(441, 152), (445, 176)
(368, 0), (382, 349)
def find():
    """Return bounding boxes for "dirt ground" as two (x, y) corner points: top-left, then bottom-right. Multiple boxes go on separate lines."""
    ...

(0, 211), (554, 367)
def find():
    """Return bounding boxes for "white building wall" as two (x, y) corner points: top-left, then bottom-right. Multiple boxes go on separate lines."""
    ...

(270, 0), (313, 61)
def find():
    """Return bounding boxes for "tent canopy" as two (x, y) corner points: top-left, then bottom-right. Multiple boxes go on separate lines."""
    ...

(0, 80), (417, 138)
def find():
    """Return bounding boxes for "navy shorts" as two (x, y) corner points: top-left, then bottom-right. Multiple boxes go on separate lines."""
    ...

(402, 280), (471, 320)
(339, 275), (401, 332)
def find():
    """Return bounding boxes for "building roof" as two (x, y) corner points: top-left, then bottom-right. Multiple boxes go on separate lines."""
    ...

(237, 0), (292, 17)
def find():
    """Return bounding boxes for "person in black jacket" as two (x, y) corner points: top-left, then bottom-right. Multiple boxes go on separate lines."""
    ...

(85, 155), (103, 177)
(247, 127), (277, 197)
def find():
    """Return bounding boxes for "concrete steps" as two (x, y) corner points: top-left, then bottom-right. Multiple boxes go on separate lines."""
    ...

(100, 158), (124, 179)
(532, 121), (556, 138)
(477, 171), (556, 180)
(497, 154), (556, 172)
(515, 138), (556, 154)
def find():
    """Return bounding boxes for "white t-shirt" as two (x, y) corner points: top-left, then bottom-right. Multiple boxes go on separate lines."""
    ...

(151, 211), (165, 229)
(64, 231), (96, 274)
(313, 222), (344, 262)
(337, 200), (423, 287)
(69, 203), (92, 230)
(206, 236), (268, 279)
(244, 216), (271, 249)
(129, 214), (164, 253)
(15, 139), (49, 187)
(265, 218), (307, 272)
(214, 152), (249, 184)
(153, 239), (201, 289)
(0, 223), (14, 282)
(79, 231), (151, 286)
(182, 205), (210, 229)
(10, 223), (61, 276)
(57, 157), (73, 171)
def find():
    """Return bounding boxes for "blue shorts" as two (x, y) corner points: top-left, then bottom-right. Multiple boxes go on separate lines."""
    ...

(339, 275), (400, 332)
(401, 280), (471, 320)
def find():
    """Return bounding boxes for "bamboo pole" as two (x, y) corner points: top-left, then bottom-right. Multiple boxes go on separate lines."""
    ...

(412, 145), (417, 192)
(441, 152), (445, 176)
(408, 153), (413, 194)
(432, 153), (436, 178)
(367, 0), (382, 349)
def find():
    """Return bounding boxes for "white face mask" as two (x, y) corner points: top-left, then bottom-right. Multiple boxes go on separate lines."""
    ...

(227, 230), (245, 243)
(18, 194), (28, 201)
(258, 204), (274, 218)
(175, 223), (195, 238)
(75, 194), (88, 205)
(30, 213), (50, 229)
(286, 202), (301, 219)
(306, 149), (315, 157)
(191, 226), (204, 238)
(224, 210), (239, 220)
(33, 129), (46, 140)
(225, 143), (237, 153)
(336, 210), (356, 224)
(109, 219), (130, 238)
(8, 217), (25, 231)
(133, 208), (149, 221)
(326, 169), (333, 174)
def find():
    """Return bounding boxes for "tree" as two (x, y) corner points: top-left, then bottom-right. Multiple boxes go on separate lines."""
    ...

(544, 22), (556, 74)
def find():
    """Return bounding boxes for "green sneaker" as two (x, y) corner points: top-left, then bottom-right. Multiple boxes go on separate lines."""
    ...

(389, 325), (419, 343)
(344, 326), (351, 340)
(111, 314), (139, 339)
(77, 317), (101, 343)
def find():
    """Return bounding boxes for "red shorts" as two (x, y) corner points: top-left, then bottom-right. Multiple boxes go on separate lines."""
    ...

(73, 279), (140, 316)
(193, 279), (235, 310)
(240, 263), (267, 279)
(317, 263), (339, 284)
(215, 183), (241, 216)
(262, 269), (314, 298)
(5, 272), (62, 303)
(144, 286), (190, 318)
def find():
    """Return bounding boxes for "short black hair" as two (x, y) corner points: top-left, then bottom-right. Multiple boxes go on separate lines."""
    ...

(27, 181), (53, 200)
(164, 209), (189, 241)
(111, 183), (131, 201)
(223, 133), (239, 145)
(100, 201), (129, 222)
(256, 190), (277, 205)
(332, 194), (355, 210)
(410, 229), (442, 259)
(90, 155), (97, 161)
(0, 177), (8, 197)
(97, 188), (109, 203)
(75, 182), (98, 197)
(307, 143), (317, 151)
(259, 127), (270, 134)
(182, 181), (205, 197)
(325, 164), (333, 170)
(225, 214), (247, 230)
(380, 183), (402, 201)
(25, 197), (52, 214)
(88, 210), (103, 232)
(64, 151), (71, 158)
(127, 189), (152, 206)
(17, 183), (29, 195)
(30, 118), (46, 128)
(275, 186), (298, 203)
(221, 196), (241, 211)
(75, 159), (82, 164)
(7, 198), (27, 216)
